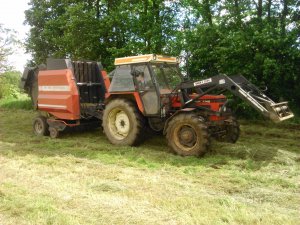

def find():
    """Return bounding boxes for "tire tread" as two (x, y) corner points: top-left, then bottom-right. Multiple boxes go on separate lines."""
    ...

(166, 113), (209, 157)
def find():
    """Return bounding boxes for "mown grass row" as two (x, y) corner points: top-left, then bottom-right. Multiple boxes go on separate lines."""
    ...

(0, 99), (299, 225)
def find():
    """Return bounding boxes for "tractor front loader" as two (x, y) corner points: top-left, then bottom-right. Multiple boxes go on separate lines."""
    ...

(21, 54), (294, 157)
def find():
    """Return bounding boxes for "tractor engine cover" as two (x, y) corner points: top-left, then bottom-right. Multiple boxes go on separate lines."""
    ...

(37, 69), (80, 120)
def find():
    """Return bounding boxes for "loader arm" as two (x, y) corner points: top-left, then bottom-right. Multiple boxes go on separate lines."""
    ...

(180, 74), (294, 122)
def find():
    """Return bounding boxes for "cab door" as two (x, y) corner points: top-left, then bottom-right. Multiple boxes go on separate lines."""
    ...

(132, 64), (160, 115)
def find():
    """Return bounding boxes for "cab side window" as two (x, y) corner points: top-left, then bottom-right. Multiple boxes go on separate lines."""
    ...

(132, 65), (154, 90)
(109, 65), (135, 92)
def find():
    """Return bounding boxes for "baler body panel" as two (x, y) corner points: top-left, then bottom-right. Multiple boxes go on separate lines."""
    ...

(38, 69), (80, 120)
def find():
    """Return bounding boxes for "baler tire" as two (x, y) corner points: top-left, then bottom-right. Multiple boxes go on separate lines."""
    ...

(166, 113), (209, 157)
(102, 99), (145, 146)
(33, 116), (49, 136)
(49, 127), (59, 139)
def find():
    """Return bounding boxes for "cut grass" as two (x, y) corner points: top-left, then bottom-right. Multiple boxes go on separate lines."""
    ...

(0, 108), (299, 225)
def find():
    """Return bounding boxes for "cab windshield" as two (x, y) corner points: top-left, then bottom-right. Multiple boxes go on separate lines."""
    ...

(151, 63), (182, 94)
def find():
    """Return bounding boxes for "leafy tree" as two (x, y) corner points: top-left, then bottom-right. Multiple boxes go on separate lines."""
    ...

(181, 0), (299, 114)
(25, 0), (182, 70)
(0, 24), (17, 73)
(0, 71), (22, 99)
(24, 0), (300, 115)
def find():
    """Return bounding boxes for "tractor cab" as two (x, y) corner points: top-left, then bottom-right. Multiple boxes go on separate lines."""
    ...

(109, 54), (183, 116)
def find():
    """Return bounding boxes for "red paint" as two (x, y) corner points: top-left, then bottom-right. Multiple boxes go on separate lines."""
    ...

(170, 94), (227, 121)
(38, 69), (80, 120)
(101, 70), (110, 91)
(38, 68), (227, 122)
(106, 92), (145, 113)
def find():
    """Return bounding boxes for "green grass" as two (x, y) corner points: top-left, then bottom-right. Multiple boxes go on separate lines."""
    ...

(0, 107), (299, 225)
(0, 96), (33, 110)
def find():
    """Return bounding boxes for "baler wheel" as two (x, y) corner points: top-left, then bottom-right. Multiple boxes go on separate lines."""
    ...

(33, 116), (49, 136)
(49, 127), (59, 139)
(166, 113), (209, 157)
(102, 99), (145, 146)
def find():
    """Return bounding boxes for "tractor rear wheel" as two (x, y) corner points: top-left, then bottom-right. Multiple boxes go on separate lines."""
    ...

(166, 113), (209, 157)
(33, 116), (49, 136)
(102, 99), (145, 146)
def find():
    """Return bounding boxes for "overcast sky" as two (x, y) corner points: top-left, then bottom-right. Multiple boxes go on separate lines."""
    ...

(0, 0), (31, 72)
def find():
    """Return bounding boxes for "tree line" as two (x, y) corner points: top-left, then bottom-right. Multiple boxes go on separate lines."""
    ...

(25, 0), (299, 114)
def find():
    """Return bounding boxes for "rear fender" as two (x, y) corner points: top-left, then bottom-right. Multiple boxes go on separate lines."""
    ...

(105, 92), (145, 114)
(101, 70), (110, 91)
(163, 108), (196, 135)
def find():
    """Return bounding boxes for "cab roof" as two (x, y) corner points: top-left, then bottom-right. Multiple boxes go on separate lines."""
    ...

(114, 54), (178, 66)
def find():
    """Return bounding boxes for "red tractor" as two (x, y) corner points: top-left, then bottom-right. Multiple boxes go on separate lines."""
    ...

(21, 54), (294, 156)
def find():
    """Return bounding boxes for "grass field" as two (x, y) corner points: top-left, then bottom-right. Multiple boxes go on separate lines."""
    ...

(0, 105), (299, 225)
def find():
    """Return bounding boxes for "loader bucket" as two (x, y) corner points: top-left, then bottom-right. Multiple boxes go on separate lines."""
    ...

(265, 102), (294, 122)
(225, 75), (294, 123)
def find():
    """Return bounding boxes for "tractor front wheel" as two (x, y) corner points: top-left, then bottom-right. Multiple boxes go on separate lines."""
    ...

(102, 99), (145, 146)
(166, 113), (209, 157)
(216, 117), (240, 143)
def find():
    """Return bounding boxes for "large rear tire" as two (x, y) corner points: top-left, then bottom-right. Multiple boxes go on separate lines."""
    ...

(102, 99), (145, 146)
(166, 113), (209, 157)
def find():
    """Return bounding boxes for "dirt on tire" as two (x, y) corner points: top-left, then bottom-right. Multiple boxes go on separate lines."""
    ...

(166, 113), (209, 157)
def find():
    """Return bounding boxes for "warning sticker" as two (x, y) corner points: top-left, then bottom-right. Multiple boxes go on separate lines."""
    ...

(194, 78), (212, 86)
